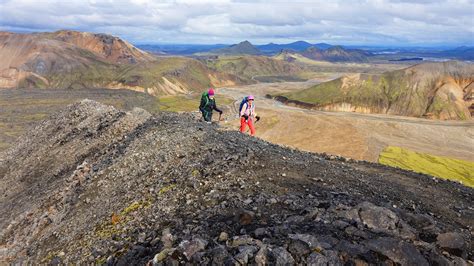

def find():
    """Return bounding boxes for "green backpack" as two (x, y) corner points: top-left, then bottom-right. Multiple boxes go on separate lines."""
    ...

(201, 92), (216, 111)
(201, 92), (209, 108)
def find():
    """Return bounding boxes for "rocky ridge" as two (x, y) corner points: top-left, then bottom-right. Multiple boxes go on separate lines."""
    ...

(279, 46), (370, 63)
(0, 100), (472, 265)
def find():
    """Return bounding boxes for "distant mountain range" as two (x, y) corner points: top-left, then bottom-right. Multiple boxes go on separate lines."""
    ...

(152, 40), (370, 62)
(256, 41), (333, 54)
(138, 41), (334, 56)
(138, 41), (474, 61)
(433, 46), (474, 61)
(202, 41), (356, 61)
(370, 46), (474, 61)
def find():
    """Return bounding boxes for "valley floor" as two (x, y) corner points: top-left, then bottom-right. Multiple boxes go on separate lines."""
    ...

(218, 79), (474, 163)
(1, 81), (472, 185)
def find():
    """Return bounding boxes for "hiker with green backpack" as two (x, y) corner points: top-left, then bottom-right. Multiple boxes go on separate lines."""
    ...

(199, 88), (223, 123)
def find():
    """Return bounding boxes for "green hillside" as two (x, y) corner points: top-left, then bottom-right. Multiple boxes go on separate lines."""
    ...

(22, 57), (240, 95)
(280, 61), (474, 120)
(204, 55), (304, 82)
(379, 146), (474, 188)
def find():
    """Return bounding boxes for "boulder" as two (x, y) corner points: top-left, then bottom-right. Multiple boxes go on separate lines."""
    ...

(210, 245), (233, 265)
(179, 237), (208, 260)
(161, 228), (175, 248)
(255, 246), (269, 266)
(229, 235), (261, 247)
(234, 245), (259, 264)
(288, 239), (311, 259)
(436, 232), (467, 258)
(288, 234), (332, 250)
(306, 251), (342, 266)
(218, 231), (229, 242)
(271, 247), (295, 266)
(340, 201), (415, 239)
(366, 237), (428, 266)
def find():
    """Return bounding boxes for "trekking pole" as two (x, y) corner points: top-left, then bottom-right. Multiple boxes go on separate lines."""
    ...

(246, 116), (260, 133)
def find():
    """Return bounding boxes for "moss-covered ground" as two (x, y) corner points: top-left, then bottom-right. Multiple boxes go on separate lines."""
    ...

(379, 146), (474, 187)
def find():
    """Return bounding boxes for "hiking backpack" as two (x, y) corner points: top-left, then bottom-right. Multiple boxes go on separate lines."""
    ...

(201, 92), (210, 109)
(239, 96), (255, 114)
(239, 96), (248, 114)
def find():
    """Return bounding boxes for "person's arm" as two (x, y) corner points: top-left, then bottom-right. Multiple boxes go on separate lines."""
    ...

(213, 100), (222, 113)
(240, 102), (247, 117)
(240, 103), (249, 120)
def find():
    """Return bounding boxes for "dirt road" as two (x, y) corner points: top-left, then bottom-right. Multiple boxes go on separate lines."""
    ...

(218, 79), (474, 162)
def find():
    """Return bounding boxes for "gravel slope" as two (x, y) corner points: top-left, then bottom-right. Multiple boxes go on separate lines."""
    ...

(0, 100), (472, 265)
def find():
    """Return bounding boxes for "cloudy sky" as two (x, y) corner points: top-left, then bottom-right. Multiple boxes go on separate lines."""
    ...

(0, 0), (473, 46)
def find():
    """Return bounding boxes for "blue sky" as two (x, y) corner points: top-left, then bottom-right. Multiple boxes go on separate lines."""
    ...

(0, 0), (473, 46)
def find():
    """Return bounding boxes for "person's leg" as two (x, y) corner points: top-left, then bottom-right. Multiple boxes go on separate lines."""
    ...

(248, 118), (256, 136)
(204, 111), (212, 122)
(240, 117), (247, 133)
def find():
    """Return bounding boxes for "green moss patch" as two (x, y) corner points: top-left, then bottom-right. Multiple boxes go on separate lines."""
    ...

(379, 146), (474, 187)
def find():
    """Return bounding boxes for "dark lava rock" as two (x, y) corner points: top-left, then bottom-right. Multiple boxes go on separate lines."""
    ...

(366, 237), (429, 266)
(288, 234), (332, 250)
(209, 245), (233, 265)
(0, 100), (472, 264)
(254, 227), (270, 239)
(436, 232), (467, 258)
(306, 250), (342, 266)
(255, 246), (269, 265)
(234, 245), (259, 264)
(179, 237), (208, 261)
(340, 201), (415, 240)
(288, 239), (311, 259)
(239, 210), (255, 225)
(270, 246), (295, 265)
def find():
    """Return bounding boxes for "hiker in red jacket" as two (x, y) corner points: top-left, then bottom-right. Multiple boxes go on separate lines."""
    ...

(239, 95), (260, 136)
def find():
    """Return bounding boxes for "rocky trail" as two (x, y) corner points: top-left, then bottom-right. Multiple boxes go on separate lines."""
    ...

(0, 100), (472, 265)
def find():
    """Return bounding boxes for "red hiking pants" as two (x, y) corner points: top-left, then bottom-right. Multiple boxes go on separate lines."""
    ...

(240, 117), (255, 136)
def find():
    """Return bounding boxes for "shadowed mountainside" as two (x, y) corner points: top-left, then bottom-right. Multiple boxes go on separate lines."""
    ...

(0, 100), (472, 264)
(256, 41), (333, 54)
(204, 41), (262, 56)
(277, 46), (370, 63)
(279, 61), (474, 120)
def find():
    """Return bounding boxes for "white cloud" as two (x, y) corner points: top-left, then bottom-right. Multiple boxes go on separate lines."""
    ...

(0, 0), (472, 46)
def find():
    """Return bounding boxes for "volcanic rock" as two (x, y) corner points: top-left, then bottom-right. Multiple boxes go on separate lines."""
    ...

(0, 100), (472, 264)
